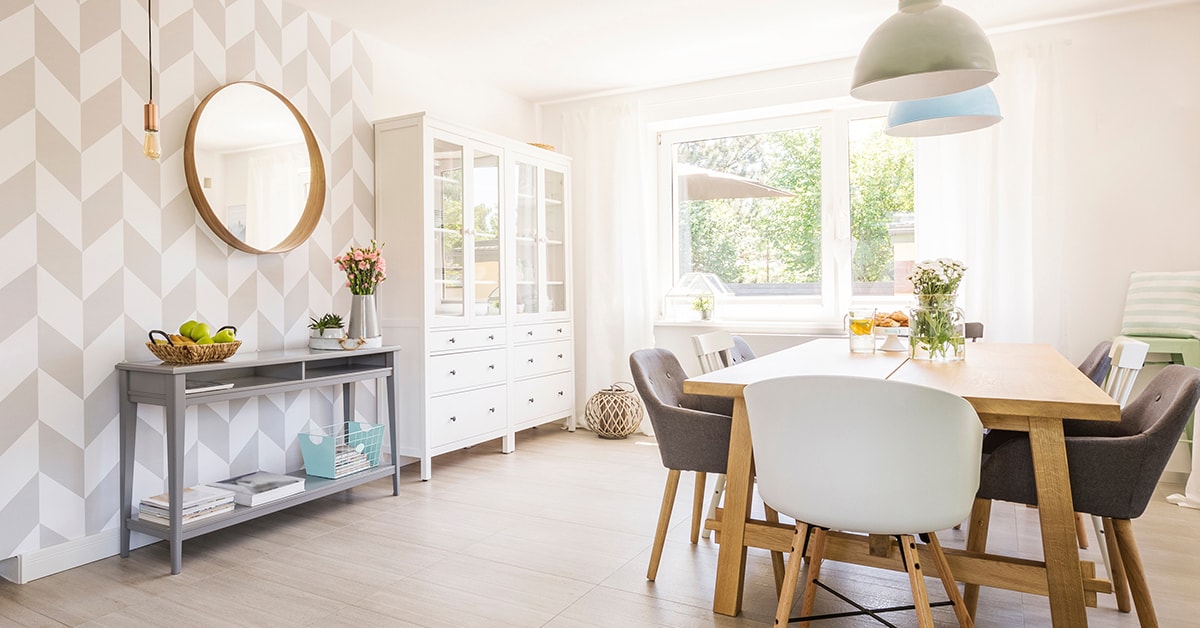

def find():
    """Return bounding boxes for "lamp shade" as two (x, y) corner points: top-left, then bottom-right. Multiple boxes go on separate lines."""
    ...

(886, 85), (1002, 137)
(851, 0), (997, 102)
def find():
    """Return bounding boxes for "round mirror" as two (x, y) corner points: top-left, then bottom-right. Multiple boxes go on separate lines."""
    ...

(184, 82), (326, 254)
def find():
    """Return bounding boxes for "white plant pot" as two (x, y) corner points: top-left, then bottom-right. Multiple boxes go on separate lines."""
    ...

(309, 328), (347, 351)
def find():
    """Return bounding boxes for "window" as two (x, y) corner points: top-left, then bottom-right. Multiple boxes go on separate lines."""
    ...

(660, 107), (915, 326)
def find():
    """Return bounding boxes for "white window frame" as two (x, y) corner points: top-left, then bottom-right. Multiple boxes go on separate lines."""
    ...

(657, 102), (913, 332)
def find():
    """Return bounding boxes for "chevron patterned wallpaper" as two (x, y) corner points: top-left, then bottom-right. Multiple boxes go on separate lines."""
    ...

(0, 0), (375, 561)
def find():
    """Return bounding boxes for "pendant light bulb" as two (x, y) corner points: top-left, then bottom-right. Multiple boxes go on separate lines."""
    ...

(143, 100), (161, 160)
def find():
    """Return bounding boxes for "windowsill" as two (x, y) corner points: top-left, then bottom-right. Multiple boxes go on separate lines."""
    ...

(654, 319), (846, 336)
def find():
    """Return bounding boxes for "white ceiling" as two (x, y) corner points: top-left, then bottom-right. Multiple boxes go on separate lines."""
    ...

(286, 0), (1177, 103)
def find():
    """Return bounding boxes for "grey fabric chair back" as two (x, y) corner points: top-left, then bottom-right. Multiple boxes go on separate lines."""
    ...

(978, 364), (1200, 520)
(725, 335), (756, 367)
(629, 348), (733, 474)
(1078, 340), (1114, 387)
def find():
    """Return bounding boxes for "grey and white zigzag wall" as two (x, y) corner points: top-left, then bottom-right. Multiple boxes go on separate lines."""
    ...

(0, 0), (375, 560)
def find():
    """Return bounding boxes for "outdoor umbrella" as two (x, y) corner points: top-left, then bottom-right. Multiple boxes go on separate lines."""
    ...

(676, 163), (795, 201)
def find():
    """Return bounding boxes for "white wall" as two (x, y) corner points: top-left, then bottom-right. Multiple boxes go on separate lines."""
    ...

(539, 3), (1200, 368)
(369, 36), (539, 140)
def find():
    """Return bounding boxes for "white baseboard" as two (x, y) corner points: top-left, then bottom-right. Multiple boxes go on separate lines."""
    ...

(0, 530), (158, 584)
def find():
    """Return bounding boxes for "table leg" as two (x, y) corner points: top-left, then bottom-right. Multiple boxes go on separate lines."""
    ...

(166, 377), (186, 575)
(118, 373), (136, 558)
(342, 381), (355, 423)
(713, 396), (753, 616)
(385, 365), (400, 496)
(1028, 417), (1088, 626)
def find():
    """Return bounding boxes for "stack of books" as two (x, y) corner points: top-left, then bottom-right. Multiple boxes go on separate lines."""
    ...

(333, 443), (373, 478)
(207, 471), (306, 507)
(138, 485), (236, 526)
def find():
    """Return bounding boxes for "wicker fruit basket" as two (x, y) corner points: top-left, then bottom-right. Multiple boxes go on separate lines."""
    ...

(146, 328), (241, 364)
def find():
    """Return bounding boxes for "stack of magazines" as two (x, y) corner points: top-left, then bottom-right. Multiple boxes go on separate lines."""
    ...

(207, 471), (305, 506)
(333, 443), (372, 478)
(138, 485), (236, 526)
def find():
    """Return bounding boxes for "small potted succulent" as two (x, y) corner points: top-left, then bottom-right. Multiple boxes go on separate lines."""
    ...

(309, 313), (346, 350)
(692, 295), (714, 321)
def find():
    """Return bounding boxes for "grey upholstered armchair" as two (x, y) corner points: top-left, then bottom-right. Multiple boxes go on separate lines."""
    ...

(629, 348), (732, 581)
(725, 335), (756, 367)
(967, 364), (1200, 626)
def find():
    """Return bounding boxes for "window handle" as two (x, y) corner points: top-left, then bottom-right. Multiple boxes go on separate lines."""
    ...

(449, 416), (457, 422)
(449, 370), (456, 376)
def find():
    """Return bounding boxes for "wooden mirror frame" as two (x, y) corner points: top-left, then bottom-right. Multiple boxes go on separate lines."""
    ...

(183, 82), (326, 254)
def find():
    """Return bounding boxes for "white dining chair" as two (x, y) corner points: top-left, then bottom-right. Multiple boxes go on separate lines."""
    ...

(746, 375), (982, 627)
(1090, 337), (1150, 607)
(692, 329), (735, 375)
(692, 330), (767, 542)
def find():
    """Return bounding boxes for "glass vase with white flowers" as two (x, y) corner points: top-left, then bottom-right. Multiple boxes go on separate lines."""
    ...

(907, 258), (967, 361)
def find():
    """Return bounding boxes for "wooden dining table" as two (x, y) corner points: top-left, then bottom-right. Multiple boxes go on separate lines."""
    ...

(683, 338), (1121, 626)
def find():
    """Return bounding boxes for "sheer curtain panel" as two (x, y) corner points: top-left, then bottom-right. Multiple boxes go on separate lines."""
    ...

(561, 104), (658, 434)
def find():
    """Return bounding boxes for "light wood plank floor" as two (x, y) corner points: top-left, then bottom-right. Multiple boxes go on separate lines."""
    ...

(2, 426), (1199, 627)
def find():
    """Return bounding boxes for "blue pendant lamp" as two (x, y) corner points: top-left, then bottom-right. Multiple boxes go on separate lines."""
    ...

(852, 0), (997, 102)
(885, 85), (1002, 137)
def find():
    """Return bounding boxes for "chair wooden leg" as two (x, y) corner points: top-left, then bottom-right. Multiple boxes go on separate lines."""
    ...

(797, 528), (827, 628)
(1075, 511), (1089, 549)
(1110, 518), (1158, 627)
(1101, 516), (1131, 613)
(926, 532), (974, 628)
(763, 503), (787, 594)
(701, 473), (725, 540)
(647, 469), (680, 581)
(775, 524), (807, 628)
(899, 534), (936, 628)
(690, 471), (706, 544)
(963, 497), (992, 619)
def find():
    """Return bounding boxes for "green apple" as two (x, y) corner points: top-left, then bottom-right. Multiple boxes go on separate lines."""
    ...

(196, 335), (215, 345)
(179, 320), (199, 337)
(213, 329), (236, 344)
(190, 322), (213, 341)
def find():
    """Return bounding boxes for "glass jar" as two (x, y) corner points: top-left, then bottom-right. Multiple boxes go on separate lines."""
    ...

(909, 294), (965, 361)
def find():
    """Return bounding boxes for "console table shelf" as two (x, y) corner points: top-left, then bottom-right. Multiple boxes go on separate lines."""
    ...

(116, 346), (402, 574)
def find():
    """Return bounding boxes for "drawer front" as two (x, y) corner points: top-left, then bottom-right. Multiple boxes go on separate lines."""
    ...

(428, 327), (506, 353)
(512, 371), (574, 424)
(512, 339), (573, 379)
(514, 321), (572, 344)
(428, 348), (507, 394)
(428, 385), (507, 447)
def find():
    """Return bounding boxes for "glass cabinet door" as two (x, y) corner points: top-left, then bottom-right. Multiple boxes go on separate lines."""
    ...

(514, 161), (540, 315)
(432, 139), (464, 319)
(543, 168), (567, 314)
(472, 149), (502, 319)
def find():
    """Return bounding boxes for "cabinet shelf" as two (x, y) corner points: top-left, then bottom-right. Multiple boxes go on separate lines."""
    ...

(544, 198), (563, 206)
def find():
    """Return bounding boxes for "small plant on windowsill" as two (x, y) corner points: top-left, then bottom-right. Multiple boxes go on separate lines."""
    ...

(309, 313), (345, 339)
(692, 295), (714, 321)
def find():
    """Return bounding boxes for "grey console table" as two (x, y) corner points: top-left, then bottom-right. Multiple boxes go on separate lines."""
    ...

(116, 346), (401, 574)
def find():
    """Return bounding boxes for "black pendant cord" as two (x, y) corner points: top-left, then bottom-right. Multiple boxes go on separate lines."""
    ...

(146, 0), (153, 102)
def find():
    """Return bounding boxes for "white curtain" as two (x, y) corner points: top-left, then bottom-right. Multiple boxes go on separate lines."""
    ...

(915, 42), (1067, 349)
(561, 103), (657, 434)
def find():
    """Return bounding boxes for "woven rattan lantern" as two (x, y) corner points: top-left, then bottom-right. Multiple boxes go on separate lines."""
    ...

(584, 382), (644, 439)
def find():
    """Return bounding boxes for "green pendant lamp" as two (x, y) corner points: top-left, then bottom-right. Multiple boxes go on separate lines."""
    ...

(851, 0), (997, 102)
